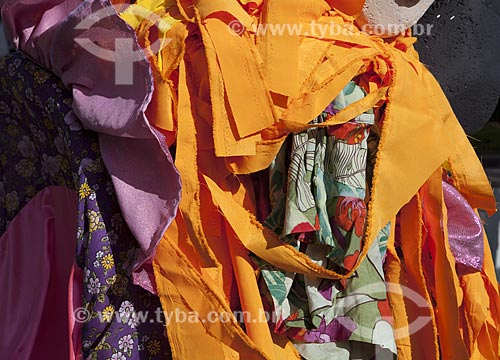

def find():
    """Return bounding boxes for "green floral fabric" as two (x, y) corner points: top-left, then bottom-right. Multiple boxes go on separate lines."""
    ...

(259, 82), (395, 359)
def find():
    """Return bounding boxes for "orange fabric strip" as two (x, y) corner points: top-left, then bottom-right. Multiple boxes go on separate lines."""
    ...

(399, 194), (440, 359)
(258, 0), (300, 97)
(420, 170), (469, 359)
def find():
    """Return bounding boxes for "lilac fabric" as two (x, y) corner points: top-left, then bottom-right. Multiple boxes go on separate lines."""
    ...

(443, 181), (484, 275)
(0, 0), (182, 288)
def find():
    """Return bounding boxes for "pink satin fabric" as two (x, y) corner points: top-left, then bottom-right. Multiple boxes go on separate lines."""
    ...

(443, 181), (484, 275)
(0, 186), (82, 359)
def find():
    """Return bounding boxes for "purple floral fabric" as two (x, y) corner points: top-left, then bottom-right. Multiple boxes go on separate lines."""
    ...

(0, 51), (171, 359)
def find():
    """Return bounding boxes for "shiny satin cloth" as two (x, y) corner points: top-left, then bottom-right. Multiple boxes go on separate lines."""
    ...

(443, 181), (484, 275)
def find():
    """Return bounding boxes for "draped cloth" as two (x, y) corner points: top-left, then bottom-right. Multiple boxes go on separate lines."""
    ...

(0, 51), (172, 358)
(0, 187), (82, 360)
(122, 0), (499, 359)
(0, 0), (182, 289)
(0, 0), (497, 359)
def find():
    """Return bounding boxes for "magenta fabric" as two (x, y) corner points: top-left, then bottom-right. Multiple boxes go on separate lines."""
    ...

(68, 258), (84, 360)
(443, 181), (484, 275)
(0, 0), (182, 288)
(0, 186), (82, 360)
